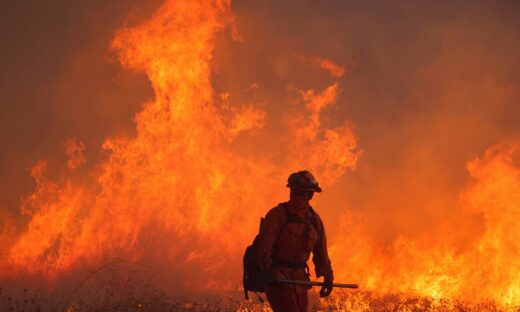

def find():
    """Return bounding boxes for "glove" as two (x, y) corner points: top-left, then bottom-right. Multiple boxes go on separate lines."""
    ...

(319, 272), (334, 298)
(258, 255), (273, 271)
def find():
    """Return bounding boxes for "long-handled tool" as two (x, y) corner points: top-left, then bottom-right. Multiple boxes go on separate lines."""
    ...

(277, 279), (358, 289)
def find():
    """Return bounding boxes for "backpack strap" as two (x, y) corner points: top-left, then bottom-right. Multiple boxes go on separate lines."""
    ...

(277, 202), (290, 236)
(308, 206), (320, 233)
(273, 203), (321, 263)
(281, 203), (319, 233)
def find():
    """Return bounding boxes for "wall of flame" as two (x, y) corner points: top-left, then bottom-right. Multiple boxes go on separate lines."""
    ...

(1, 0), (520, 307)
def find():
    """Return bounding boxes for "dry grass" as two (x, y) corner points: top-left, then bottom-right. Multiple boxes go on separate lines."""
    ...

(2, 288), (519, 312)
(2, 261), (518, 311)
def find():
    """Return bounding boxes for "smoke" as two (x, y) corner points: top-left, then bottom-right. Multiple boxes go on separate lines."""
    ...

(220, 0), (520, 238)
(1, 0), (520, 303)
(0, 0), (159, 213)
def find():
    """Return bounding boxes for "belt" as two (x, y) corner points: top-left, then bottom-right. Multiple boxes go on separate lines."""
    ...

(274, 258), (307, 270)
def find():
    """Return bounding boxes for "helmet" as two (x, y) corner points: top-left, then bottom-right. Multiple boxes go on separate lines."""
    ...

(286, 170), (322, 193)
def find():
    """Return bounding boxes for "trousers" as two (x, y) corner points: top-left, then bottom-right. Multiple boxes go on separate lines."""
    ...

(265, 284), (308, 312)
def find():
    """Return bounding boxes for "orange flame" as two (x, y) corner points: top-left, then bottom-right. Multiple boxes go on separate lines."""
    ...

(63, 138), (86, 170)
(1, 0), (519, 310)
(0, 0), (359, 293)
(332, 143), (520, 307)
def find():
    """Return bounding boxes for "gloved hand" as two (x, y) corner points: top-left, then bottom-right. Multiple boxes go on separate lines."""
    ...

(319, 272), (334, 298)
(258, 255), (273, 271)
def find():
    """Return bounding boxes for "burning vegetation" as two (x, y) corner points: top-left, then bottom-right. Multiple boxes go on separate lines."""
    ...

(1, 0), (520, 311)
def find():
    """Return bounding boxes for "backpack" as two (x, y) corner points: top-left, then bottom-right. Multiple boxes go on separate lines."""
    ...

(242, 232), (274, 301)
(242, 204), (319, 300)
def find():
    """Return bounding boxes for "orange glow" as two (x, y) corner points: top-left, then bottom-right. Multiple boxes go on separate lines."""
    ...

(63, 138), (86, 170)
(331, 143), (520, 307)
(297, 55), (346, 78)
(314, 57), (346, 78)
(1, 0), (519, 310)
(0, 0), (358, 292)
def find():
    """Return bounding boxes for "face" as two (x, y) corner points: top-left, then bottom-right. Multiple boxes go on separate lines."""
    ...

(289, 188), (312, 212)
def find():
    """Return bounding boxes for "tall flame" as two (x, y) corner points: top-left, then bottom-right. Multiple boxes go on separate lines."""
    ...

(332, 143), (520, 307)
(2, 0), (519, 309)
(0, 0), (359, 293)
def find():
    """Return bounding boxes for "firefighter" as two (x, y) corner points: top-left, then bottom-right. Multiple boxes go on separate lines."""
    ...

(256, 170), (334, 312)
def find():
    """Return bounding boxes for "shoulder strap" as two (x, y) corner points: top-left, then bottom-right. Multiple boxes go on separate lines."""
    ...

(308, 206), (319, 232)
(278, 202), (291, 237)
(279, 203), (319, 232)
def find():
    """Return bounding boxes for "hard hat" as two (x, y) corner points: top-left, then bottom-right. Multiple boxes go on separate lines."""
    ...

(286, 170), (322, 193)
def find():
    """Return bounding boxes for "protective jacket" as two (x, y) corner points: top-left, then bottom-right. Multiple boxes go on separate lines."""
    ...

(256, 202), (332, 312)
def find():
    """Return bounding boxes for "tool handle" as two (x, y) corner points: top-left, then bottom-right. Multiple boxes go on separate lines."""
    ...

(276, 279), (358, 289)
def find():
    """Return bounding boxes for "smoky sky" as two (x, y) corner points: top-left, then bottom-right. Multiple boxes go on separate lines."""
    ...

(0, 0), (158, 212)
(221, 0), (520, 239)
(2, 0), (520, 242)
